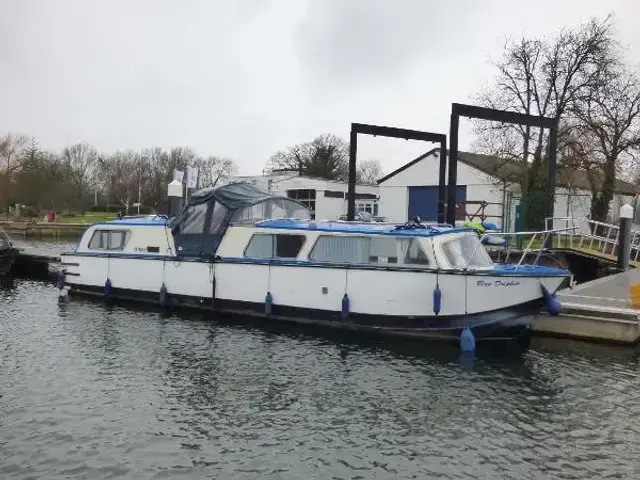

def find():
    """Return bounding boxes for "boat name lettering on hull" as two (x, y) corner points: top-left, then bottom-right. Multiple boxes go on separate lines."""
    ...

(476, 280), (521, 287)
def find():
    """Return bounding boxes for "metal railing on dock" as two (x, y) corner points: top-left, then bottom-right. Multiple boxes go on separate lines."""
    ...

(545, 217), (640, 262)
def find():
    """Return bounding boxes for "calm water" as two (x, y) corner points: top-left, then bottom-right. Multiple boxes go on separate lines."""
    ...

(2, 277), (640, 479)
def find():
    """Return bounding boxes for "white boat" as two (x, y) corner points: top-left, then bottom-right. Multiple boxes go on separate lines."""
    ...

(60, 182), (570, 343)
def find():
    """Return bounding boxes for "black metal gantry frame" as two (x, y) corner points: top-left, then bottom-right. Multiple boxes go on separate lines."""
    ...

(448, 103), (558, 226)
(348, 123), (447, 222)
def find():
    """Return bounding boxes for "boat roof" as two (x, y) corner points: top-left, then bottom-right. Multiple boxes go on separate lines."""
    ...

(255, 219), (474, 237)
(100, 216), (170, 226)
(188, 181), (305, 209)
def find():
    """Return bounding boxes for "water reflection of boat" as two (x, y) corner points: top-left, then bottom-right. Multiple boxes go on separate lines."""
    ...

(0, 228), (15, 276)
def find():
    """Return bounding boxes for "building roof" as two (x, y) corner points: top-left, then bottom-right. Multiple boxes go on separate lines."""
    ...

(376, 148), (439, 184)
(232, 172), (377, 187)
(457, 151), (640, 196)
(378, 149), (640, 196)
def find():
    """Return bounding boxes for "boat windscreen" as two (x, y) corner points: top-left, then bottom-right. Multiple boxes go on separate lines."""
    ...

(441, 233), (494, 268)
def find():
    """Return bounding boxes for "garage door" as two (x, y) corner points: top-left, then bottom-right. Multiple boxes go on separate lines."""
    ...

(408, 186), (467, 222)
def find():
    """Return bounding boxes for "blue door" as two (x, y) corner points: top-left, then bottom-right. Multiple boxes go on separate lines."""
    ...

(408, 186), (467, 222)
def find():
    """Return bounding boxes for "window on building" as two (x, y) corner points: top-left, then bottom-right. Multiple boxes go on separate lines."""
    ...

(244, 234), (306, 259)
(181, 202), (208, 234)
(88, 229), (130, 250)
(287, 189), (316, 218)
(356, 201), (379, 217)
(356, 202), (373, 215)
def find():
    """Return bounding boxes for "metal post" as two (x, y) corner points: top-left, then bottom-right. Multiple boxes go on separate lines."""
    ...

(617, 204), (633, 271)
(347, 128), (357, 221)
(447, 114), (459, 225)
(437, 141), (447, 224)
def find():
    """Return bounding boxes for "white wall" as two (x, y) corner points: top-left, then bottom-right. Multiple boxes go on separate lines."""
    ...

(229, 173), (380, 221)
(378, 186), (408, 223)
(378, 151), (505, 226)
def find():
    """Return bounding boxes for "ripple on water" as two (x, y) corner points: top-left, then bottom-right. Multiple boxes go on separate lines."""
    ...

(1, 278), (640, 479)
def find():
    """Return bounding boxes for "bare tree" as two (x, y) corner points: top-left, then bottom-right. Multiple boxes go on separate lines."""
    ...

(61, 142), (99, 213)
(473, 15), (617, 187)
(142, 147), (171, 211)
(570, 71), (640, 220)
(99, 150), (140, 214)
(0, 133), (30, 210)
(14, 150), (66, 212)
(0, 133), (30, 173)
(194, 156), (237, 188)
(356, 159), (383, 184)
(267, 134), (349, 180)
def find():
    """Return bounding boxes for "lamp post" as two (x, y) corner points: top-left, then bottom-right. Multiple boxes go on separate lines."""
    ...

(617, 203), (633, 271)
(167, 179), (183, 218)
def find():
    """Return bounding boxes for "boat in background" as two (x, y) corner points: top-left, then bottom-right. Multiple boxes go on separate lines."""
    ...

(0, 228), (15, 276)
(59, 182), (570, 346)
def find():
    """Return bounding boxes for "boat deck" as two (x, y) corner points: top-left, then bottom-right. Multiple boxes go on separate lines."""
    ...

(558, 267), (640, 308)
(534, 268), (640, 344)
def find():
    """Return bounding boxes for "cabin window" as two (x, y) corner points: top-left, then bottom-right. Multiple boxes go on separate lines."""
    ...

(181, 202), (208, 234)
(310, 236), (370, 264)
(369, 237), (398, 264)
(244, 233), (306, 259)
(232, 203), (264, 223)
(310, 235), (431, 267)
(88, 229), (130, 250)
(209, 202), (228, 234)
(231, 199), (311, 224)
(400, 238), (430, 266)
(442, 234), (493, 268)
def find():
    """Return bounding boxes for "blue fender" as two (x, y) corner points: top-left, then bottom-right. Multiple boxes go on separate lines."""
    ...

(541, 284), (562, 315)
(433, 285), (442, 315)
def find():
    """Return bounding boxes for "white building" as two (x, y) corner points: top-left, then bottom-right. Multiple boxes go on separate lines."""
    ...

(228, 170), (379, 221)
(377, 148), (639, 231)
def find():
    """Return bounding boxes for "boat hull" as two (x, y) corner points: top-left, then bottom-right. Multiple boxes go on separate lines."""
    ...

(60, 254), (566, 343)
(64, 281), (542, 343)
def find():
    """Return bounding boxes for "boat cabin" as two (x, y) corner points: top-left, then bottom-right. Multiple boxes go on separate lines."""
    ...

(170, 181), (311, 257)
(218, 219), (494, 270)
(73, 216), (174, 255)
(74, 182), (495, 270)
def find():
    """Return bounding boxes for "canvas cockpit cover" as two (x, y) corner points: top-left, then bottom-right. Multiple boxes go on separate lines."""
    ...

(186, 181), (275, 209)
(171, 181), (310, 257)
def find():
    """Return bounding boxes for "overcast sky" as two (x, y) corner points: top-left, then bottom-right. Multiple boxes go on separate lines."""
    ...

(1, 0), (639, 175)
